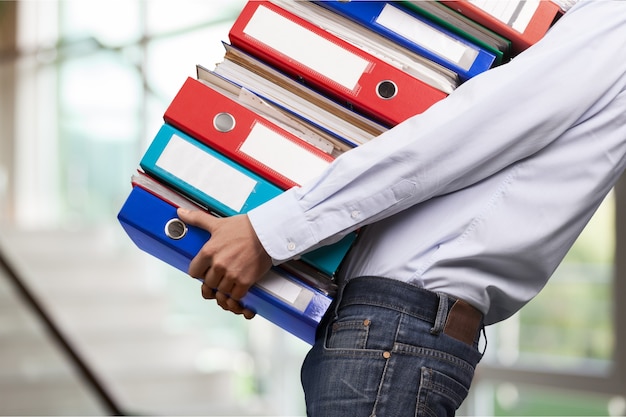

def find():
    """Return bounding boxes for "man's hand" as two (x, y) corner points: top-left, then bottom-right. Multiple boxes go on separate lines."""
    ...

(177, 209), (273, 319)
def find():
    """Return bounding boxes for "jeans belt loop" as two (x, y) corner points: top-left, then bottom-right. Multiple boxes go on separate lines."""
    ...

(430, 292), (449, 336)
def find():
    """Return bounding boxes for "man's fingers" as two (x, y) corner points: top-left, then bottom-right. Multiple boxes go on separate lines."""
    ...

(215, 291), (230, 310)
(187, 247), (213, 282)
(180, 212), (268, 321)
(201, 283), (217, 300)
(216, 274), (235, 296)
(226, 298), (256, 320)
(222, 294), (256, 320)
(177, 208), (216, 231)
(229, 283), (253, 302)
(201, 260), (224, 291)
(178, 209), (217, 280)
(242, 308), (256, 320)
(204, 285), (255, 319)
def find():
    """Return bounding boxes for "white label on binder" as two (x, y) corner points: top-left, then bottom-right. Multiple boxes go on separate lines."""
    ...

(257, 271), (314, 312)
(375, 4), (478, 71)
(469, 0), (539, 33)
(241, 122), (331, 186)
(243, 4), (371, 91)
(156, 135), (257, 213)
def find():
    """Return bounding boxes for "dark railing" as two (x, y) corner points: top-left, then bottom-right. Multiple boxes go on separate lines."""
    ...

(0, 246), (125, 416)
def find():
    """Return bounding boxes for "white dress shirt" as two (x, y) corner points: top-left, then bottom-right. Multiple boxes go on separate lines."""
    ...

(248, 1), (626, 325)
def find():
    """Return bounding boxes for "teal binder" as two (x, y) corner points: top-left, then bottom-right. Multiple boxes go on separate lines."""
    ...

(140, 123), (355, 277)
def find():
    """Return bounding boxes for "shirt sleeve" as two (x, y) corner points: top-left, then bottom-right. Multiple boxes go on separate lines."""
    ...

(248, 0), (626, 264)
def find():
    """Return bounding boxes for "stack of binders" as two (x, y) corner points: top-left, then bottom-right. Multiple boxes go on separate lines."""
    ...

(118, 0), (571, 345)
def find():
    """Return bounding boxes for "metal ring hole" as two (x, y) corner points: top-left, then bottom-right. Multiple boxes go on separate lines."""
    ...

(165, 218), (188, 240)
(377, 80), (397, 99)
(213, 112), (236, 133)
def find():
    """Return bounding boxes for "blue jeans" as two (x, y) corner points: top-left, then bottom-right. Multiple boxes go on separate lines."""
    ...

(301, 276), (484, 417)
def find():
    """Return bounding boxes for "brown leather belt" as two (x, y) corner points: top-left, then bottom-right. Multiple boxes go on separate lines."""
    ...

(443, 298), (484, 345)
(338, 276), (484, 346)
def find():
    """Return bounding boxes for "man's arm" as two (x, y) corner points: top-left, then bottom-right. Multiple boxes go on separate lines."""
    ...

(250, 0), (626, 263)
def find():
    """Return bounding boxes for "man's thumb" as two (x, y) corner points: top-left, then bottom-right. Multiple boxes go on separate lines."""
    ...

(176, 208), (216, 232)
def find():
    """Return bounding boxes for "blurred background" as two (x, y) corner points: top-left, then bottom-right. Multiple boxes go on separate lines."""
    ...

(1, 1), (625, 416)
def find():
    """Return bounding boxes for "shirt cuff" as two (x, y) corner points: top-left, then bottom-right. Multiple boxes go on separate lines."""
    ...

(247, 187), (318, 264)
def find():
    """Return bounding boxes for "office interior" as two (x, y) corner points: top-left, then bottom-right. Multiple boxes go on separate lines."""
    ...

(1, 1), (625, 415)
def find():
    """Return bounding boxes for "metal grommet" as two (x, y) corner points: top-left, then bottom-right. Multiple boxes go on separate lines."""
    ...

(376, 80), (397, 99)
(213, 112), (236, 132)
(165, 218), (188, 240)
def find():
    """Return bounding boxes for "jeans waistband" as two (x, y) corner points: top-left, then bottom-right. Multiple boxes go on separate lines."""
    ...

(338, 276), (484, 346)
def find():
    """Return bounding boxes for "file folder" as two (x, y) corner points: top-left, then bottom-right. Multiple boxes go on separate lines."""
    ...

(195, 59), (347, 157)
(399, 1), (512, 65)
(440, 0), (563, 55)
(164, 76), (335, 190)
(196, 61), (348, 156)
(140, 124), (356, 277)
(206, 43), (388, 149)
(141, 124), (284, 217)
(117, 184), (333, 344)
(228, 1), (448, 127)
(270, 0), (460, 95)
(315, 1), (497, 81)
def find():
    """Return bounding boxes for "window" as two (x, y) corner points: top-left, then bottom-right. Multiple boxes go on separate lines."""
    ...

(465, 189), (626, 416)
(3, 1), (626, 416)
(3, 2), (309, 415)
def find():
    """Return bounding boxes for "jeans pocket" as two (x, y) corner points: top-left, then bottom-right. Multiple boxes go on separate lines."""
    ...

(326, 319), (371, 350)
(416, 366), (470, 417)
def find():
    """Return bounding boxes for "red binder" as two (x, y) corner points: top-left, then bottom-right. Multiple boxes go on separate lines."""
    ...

(228, 1), (447, 127)
(163, 77), (334, 190)
(440, 1), (563, 55)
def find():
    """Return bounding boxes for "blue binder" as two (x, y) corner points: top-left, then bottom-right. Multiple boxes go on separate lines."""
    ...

(314, 1), (496, 81)
(140, 124), (356, 277)
(117, 185), (332, 344)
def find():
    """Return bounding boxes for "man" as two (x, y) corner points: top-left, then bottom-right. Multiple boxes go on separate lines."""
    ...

(177, 1), (626, 415)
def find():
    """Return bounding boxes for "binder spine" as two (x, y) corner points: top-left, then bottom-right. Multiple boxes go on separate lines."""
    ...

(314, 1), (497, 81)
(117, 185), (331, 345)
(139, 124), (283, 217)
(228, 1), (447, 126)
(164, 77), (334, 190)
